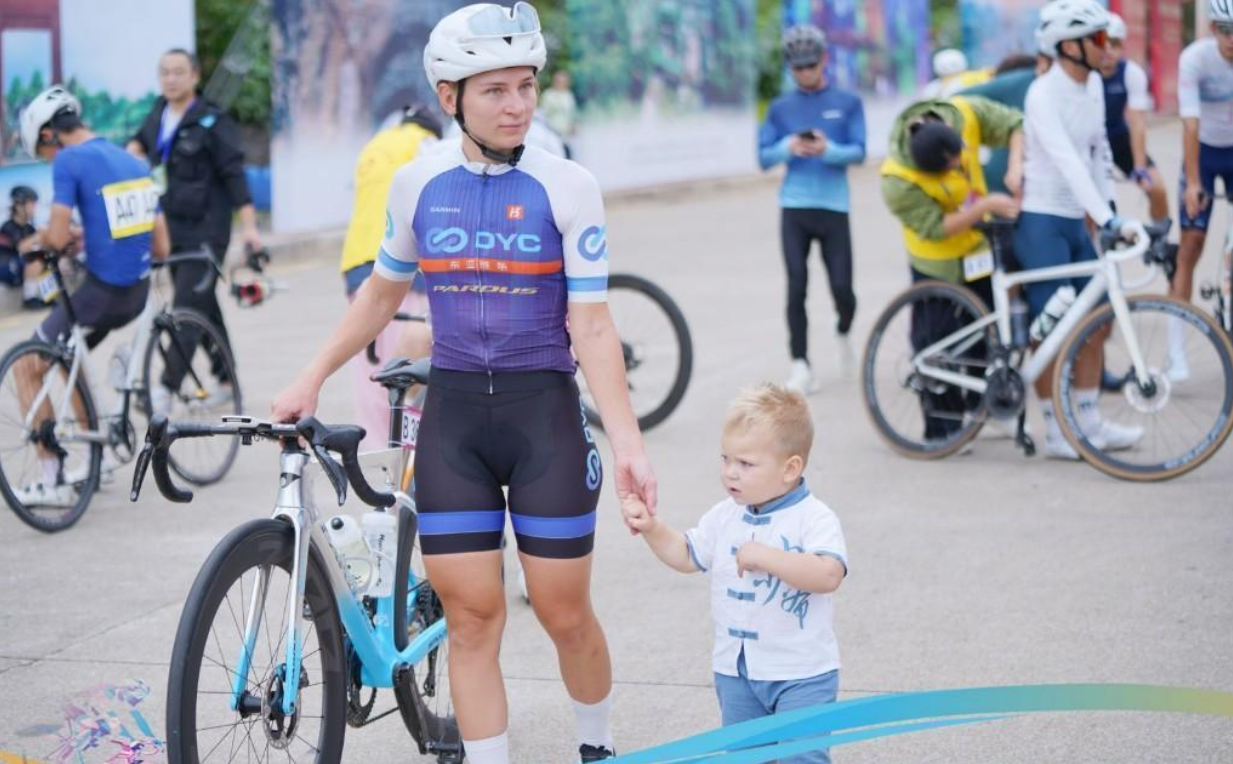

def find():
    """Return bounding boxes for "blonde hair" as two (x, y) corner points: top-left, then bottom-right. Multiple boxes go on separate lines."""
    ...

(723, 384), (814, 462)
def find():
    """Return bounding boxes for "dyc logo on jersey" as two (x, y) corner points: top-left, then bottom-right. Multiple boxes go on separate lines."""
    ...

(424, 227), (541, 255)
(579, 225), (608, 261)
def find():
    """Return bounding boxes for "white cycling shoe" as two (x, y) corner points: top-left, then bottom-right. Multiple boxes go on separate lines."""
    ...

(13, 482), (77, 507)
(836, 335), (857, 378)
(1087, 419), (1143, 451)
(785, 359), (820, 394)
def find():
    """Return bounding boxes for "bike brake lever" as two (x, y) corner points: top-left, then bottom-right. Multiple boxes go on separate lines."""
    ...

(312, 444), (349, 506)
(129, 441), (155, 502)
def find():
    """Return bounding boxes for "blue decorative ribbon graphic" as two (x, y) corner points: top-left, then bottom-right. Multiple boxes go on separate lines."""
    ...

(613, 684), (1233, 762)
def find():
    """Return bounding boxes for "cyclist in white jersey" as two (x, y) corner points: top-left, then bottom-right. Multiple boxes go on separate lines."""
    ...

(1016, 0), (1143, 460)
(1175, 0), (1233, 379)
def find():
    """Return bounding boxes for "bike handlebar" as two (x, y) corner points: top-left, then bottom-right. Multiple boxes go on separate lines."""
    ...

(129, 415), (396, 508)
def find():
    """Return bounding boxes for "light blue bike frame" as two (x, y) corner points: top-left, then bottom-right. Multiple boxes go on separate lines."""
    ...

(227, 449), (447, 716)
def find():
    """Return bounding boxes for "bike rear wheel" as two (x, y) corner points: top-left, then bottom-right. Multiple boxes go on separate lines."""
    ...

(579, 273), (693, 431)
(166, 519), (347, 763)
(392, 507), (462, 762)
(1053, 296), (1233, 481)
(142, 308), (242, 485)
(862, 280), (996, 458)
(0, 340), (100, 532)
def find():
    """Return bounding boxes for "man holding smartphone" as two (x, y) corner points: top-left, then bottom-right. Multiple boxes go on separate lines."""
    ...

(758, 24), (866, 393)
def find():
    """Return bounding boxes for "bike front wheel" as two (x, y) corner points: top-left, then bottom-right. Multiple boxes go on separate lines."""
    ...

(862, 280), (996, 459)
(1053, 296), (1233, 481)
(142, 308), (242, 485)
(0, 340), (101, 532)
(166, 519), (347, 763)
(580, 273), (693, 431)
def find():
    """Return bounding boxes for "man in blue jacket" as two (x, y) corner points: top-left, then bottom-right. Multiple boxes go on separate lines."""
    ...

(759, 24), (866, 393)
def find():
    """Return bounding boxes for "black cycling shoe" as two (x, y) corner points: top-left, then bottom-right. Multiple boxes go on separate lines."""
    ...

(580, 743), (616, 761)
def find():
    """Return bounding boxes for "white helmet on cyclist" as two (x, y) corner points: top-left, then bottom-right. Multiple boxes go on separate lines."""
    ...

(423, 2), (547, 88)
(1035, 0), (1109, 67)
(1212, 0), (1233, 24)
(1106, 12), (1127, 41)
(19, 85), (81, 159)
(933, 48), (969, 78)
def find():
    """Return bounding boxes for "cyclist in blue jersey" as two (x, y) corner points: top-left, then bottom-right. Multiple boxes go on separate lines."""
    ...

(271, 5), (652, 762)
(758, 24), (866, 393)
(11, 86), (168, 507)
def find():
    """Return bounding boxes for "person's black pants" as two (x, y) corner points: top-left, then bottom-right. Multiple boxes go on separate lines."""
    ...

(163, 244), (233, 389)
(781, 208), (856, 362)
(909, 268), (993, 440)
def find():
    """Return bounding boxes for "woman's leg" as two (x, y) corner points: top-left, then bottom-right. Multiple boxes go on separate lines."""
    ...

(520, 552), (612, 703)
(423, 550), (510, 740)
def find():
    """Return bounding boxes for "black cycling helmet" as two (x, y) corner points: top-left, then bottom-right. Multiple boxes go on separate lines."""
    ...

(10, 185), (38, 204)
(783, 25), (827, 68)
(402, 102), (444, 139)
(909, 120), (963, 174)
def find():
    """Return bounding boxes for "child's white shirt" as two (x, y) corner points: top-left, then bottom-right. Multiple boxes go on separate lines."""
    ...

(685, 481), (848, 681)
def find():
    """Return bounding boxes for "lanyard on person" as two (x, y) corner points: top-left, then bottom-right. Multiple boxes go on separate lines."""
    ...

(157, 99), (194, 165)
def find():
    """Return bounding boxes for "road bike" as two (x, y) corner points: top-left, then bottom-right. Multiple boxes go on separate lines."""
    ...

(0, 249), (241, 532)
(139, 358), (460, 763)
(862, 218), (1233, 481)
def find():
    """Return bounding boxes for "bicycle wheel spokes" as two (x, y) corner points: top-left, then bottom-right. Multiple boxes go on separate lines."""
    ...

(169, 520), (345, 763)
(863, 282), (994, 458)
(145, 311), (242, 485)
(1056, 297), (1233, 480)
(0, 341), (99, 532)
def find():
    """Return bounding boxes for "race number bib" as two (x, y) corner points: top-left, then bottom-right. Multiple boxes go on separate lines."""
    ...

(401, 405), (423, 450)
(101, 178), (159, 239)
(36, 271), (60, 302)
(963, 250), (994, 282)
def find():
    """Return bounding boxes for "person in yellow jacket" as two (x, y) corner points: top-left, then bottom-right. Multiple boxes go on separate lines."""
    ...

(340, 104), (441, 449)
(880, 95), (1023, 441)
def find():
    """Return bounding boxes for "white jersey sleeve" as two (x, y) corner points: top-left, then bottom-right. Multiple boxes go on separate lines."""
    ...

(373, 164), (422, 282)
(1178, 43), (1203, 120)
(543, 160), (609, 303)
(1125, 60), (1152, 112)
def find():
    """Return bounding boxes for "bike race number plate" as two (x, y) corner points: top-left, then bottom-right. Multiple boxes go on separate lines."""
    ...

(963, 250), (994, 282)
(401, 405), (422, 450)
(102, 178), (160, 239)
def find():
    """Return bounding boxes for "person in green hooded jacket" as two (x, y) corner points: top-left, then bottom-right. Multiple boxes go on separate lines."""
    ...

(879, 95), (1024, 441)
(881, 95), (1025, 296)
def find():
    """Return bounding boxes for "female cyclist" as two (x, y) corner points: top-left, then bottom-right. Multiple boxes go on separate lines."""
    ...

(270, 4), (656, 762)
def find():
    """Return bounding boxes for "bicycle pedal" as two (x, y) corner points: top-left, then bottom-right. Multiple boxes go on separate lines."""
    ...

(1018, 432), (1036, 457)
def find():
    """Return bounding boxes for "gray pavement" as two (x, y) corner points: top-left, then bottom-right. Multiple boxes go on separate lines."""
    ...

(1, 120), (1232, 763)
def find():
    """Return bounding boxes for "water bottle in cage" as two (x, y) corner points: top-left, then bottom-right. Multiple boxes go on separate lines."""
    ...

(1029, 286), (1076, 344)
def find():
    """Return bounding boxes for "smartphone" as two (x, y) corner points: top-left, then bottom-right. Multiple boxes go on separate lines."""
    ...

(796, 130), (817, 141)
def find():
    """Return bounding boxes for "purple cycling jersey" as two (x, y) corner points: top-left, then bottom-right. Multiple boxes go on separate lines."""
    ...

(375, 144), (609, 374)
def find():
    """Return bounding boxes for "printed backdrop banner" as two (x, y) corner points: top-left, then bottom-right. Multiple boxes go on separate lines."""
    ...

(566, 0), (759, 191)
(270, 0), (465, 233)
(785, 0), (932, 98)
(0, 0), (193, 209)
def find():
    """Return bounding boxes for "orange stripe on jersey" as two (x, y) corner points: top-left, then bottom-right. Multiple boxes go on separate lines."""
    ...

(418, 258), (563, 275)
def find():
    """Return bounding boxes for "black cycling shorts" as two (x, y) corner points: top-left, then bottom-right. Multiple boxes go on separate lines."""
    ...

(413, 368), (603, 559)
(1108, 130), (1155, 178)
(36, 273), (149, 350)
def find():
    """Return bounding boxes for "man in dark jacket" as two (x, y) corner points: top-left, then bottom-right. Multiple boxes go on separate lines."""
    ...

(127, 48), (262, 408)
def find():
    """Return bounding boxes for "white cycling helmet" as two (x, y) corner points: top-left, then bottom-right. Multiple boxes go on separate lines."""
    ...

(1212, 0), (1233, 23)
(1107, 12), (1127, 41)
(933, 48), (969, 77)
(1035, 0), (1109, 61)
(19, 85), (81, 159)
(423, 2), (547, 88)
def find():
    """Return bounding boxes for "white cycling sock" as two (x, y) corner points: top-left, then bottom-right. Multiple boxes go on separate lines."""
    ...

(1075, 387), (1101, 433)
(572, 691), (615, 751)
(461, 731), (510, 764)
(1040, 398), (1063, 439)
(41, 456), (59, 485)
(22, 281), (38, 300)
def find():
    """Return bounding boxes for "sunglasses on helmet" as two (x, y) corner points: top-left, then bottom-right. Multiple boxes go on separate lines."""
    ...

(1216, 22), (1233, 37)
(464, 2), (541, 40)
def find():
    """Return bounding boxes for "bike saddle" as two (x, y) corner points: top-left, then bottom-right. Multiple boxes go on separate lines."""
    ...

(370, 357), (432, 389)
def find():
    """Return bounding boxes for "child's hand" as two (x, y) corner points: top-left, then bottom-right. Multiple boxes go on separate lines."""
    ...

(736, 541), (771, 578)
(621, 495), (655, 536)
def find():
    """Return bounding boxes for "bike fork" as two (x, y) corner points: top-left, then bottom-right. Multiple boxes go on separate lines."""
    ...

(230, 565), (272, 711)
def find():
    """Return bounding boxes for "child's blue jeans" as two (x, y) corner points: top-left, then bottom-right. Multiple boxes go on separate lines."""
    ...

(713, 651), (840, 764)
